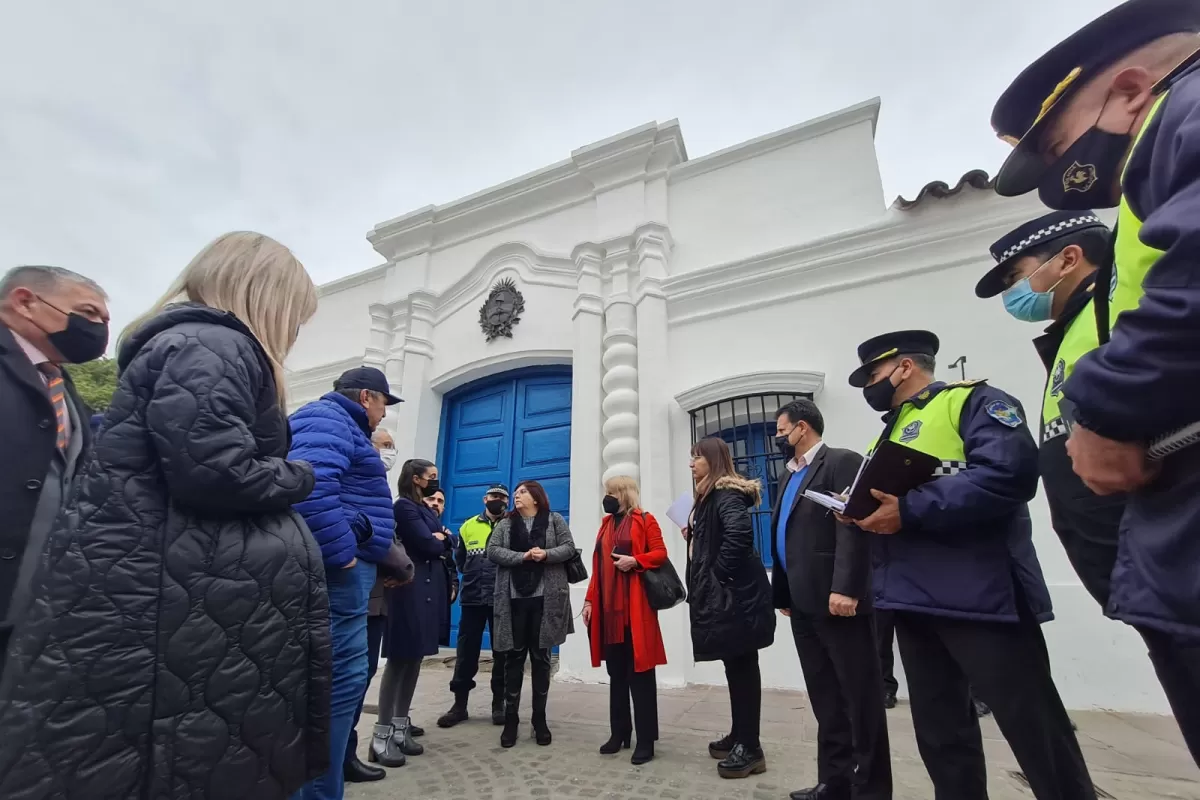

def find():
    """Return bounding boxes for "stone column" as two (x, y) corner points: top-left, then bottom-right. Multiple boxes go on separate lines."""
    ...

(558, 243), (607, 684)
(601, 242), (640, 484)
(392, 290), (441, 462)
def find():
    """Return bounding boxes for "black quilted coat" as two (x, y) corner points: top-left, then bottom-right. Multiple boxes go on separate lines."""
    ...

(0, 304), (332, 800)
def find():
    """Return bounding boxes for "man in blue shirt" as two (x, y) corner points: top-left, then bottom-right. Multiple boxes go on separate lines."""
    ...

(768, 399), (888, 800)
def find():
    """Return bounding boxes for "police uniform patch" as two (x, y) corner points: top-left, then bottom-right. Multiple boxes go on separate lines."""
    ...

(1050, 359), (1066, 397)
(986, 400), (1023, 428)
(899, 420), (923, 443)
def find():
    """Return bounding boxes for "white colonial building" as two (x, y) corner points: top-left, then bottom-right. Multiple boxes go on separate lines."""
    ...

(286, 98), (1163, 713)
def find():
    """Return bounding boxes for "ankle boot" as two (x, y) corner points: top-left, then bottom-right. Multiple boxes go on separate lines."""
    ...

(395, 717), (424, 756)
(344, 751), (386, 782)
(531, 712), (552, 746)
(599, 730), (631, 755)
(500, 712), (520, 748)
(368, 723), (406, 768)
(631, 740), (654, 765)
(437, 694), (470, 728)
(491, 695), (505, 726)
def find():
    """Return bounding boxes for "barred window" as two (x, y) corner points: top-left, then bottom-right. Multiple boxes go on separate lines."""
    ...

(689, 392), (813, 568)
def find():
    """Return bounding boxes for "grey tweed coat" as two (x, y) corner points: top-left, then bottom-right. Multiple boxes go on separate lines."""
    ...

(487, 512), (576, 651)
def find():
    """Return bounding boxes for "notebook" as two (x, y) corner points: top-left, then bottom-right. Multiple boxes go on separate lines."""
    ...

(803, 439), (941, 518)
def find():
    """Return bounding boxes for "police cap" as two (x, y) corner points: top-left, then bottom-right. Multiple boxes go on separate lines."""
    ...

(976, 210), (1108, 298)
(991, 0), (1200, 198)
(848, 330), (939, 388)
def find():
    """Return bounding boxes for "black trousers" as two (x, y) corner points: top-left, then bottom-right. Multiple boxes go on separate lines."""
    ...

(503, 597), (551, 717)
(875, 609), (898, 695)
(449, 604), (504, 700)
(895, 603), (1094, 800)
(1140, 627), (1200, 765)
(345, 614), (385, 763)
(791, 612), (892, 799)
(604, 634), (659, 745)
(722, 651), (762, 751)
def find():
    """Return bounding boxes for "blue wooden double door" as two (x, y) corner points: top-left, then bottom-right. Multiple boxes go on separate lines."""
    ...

(438, 367), (572, 649)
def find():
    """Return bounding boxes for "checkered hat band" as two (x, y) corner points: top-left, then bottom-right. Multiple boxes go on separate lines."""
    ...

(1000, 215), (1101, 262)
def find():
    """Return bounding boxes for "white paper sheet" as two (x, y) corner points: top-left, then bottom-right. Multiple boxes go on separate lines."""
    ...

(665, 493), (694, 529)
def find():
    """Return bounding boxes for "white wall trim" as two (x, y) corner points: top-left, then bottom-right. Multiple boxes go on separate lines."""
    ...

(429, 349), (574, 394)
(674, 370), (826, 412)
(669, 97), (880, 184)
(433, 241), (577, 323)
(285, 354), (365, 405)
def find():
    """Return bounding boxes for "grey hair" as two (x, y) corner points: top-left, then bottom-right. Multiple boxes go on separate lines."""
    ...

(0, 265), (106, 299)
(900, 352), (937, 375)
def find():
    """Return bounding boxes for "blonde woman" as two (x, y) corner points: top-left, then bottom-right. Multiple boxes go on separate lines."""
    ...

(582, 476), (668, 765)
(0, 233), (330, 800)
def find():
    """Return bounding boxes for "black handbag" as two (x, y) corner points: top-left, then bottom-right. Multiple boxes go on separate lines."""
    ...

(640, 556), (686, 610)
(565, 550), (589, 584)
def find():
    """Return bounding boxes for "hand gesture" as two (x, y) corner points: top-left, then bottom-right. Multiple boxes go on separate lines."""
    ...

(612, 553), (638, 573)
(432, 530), (447, 542)
(1066, 426), (1158, 495)
(829, 592), (859, 617)
(582, 601), (593, 626)
(528, 547), (547, 562)
(853, 490), (902, 535)
(342, 557), (358, 569)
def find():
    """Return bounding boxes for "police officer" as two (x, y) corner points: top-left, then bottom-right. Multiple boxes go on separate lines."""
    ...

(437, 483), (509, 729)
(975, 211), (1124, 609)
(844, 330), (1095, 800)
(990, 0), (1200, 763)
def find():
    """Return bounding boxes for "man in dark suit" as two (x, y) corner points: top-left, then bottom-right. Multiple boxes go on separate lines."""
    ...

(770, 399), (891, 800)
(0, 265), (108, 673)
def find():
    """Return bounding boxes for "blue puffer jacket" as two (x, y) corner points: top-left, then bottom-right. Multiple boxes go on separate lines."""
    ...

(288, 392), (394, 568)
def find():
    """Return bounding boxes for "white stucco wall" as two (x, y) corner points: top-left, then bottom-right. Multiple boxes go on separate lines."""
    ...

(286, 100), (1164, 714)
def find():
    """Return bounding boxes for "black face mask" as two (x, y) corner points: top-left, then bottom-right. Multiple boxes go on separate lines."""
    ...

(1038, 97), (1134, 211)
(863, 368), (899, 413)
(485, 499), (507, 516)
(38, 297), (108, 364)
(775, 434), (796, 461)
(421, 478), (441, 497)
(602, 495), (621, 515)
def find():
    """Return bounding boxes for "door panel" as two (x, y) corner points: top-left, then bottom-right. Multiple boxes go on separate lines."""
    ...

(439, 368), (573, 649)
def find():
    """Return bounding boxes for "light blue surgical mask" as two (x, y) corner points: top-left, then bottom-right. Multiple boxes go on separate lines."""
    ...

(1002, 256), (1065, 323)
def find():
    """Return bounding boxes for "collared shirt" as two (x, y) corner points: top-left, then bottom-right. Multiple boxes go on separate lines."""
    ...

(776, 440), (824, 572)
(12, 330), (70, 443)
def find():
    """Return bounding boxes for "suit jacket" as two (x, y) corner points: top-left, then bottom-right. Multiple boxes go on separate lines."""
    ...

(769, 443), (874, 616)
(0, 323), (91, 639)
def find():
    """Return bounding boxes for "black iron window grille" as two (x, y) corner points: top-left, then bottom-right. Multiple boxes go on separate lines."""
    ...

(688, 392), (812, 568)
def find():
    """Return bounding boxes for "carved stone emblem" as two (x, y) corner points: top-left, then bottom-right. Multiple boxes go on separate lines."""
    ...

(479, 277), (525, 342)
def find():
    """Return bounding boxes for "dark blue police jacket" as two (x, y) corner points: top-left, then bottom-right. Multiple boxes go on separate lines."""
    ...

(874, 382), (1054, 624)
(1064, 61), (1200, 641)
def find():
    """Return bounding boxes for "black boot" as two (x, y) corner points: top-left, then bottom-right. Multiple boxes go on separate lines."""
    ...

(630, 740), (654, 765)
(395, 717), (423, 756)
(708, 732), (735, 760)
(500, 712), (520, 748)
(531, 712), (552, 746)
(717, 743), (767, 779)
(344, 751), (386, 782)
(883, 689), (897, 710)
(437, 695), (469, 728)
(599, 730), (631, 755)
(491, 695), (505, 726)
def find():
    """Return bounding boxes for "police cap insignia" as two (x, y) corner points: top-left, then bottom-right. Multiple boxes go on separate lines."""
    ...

(986, 400), (1024, 428)
(991, 0), (1200, 198)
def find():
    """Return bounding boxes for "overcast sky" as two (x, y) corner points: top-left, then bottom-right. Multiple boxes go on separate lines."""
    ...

(0, 0), (1123, 333)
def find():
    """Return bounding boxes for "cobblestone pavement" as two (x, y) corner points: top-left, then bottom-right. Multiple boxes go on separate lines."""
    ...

(346, 655), (1200, 800)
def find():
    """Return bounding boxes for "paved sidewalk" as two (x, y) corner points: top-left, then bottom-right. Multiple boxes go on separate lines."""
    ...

(347, 655), (1199, 799)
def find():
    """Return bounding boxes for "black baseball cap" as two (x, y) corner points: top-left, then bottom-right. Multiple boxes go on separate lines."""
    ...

(334, 366), (402, 405)
(486, 483), (510, 498)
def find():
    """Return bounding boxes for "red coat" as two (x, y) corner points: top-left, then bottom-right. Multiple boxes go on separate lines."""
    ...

(584, 510), (669, 673)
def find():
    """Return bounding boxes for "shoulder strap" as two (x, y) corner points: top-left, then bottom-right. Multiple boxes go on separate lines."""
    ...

(943, 378), (988, 389)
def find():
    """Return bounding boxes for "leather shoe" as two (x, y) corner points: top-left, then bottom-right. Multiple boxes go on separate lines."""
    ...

(344, 753), (385, 783)
(883, 690), (897, 710)
(789, 783), (850, 800)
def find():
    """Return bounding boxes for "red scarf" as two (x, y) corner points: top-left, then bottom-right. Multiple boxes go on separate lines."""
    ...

(598, 513), (634, 646)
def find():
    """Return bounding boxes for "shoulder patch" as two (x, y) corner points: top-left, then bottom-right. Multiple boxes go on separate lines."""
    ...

(945, 378), (987, 388)
(985, 400), (1023, 428)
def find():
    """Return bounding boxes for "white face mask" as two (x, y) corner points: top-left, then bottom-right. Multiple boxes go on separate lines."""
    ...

(379, 448), (397, 470)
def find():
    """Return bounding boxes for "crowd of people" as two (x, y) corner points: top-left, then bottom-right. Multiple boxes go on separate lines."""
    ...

(1, 3), (1199, 800)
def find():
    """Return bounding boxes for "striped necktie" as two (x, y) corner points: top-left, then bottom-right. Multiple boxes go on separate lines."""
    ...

(38, 363), (69, 451)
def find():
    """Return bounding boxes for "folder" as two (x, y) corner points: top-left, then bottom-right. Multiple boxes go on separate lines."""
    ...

(803, 439), (942, 519)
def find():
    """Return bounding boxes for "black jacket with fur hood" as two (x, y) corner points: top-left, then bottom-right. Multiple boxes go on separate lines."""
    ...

(686, 475), (776, 661)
